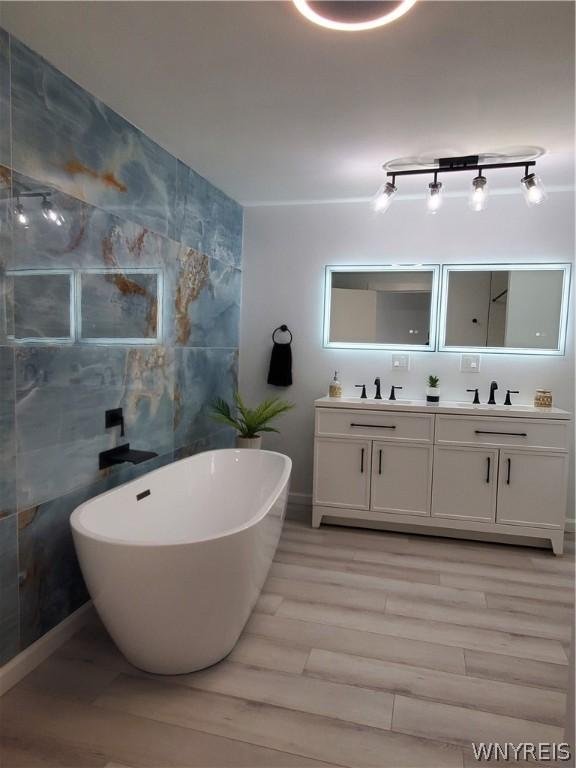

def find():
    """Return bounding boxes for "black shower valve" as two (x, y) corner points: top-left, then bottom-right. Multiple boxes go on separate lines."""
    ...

(105, 407), (125, 437)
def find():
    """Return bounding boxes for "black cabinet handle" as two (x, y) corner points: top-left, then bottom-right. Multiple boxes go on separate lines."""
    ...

(351, 423), (396, 429)
(474, 430), (527, 437)
(485, 456), (491, 484)
(378, 449), (382, 475)
(360, 448), (365, 474)
(506, 457), (511, 485)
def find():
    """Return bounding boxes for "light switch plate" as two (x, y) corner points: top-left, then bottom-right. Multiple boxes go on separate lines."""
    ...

(460, 354), (481, 373)
(392, 354), (411, 371)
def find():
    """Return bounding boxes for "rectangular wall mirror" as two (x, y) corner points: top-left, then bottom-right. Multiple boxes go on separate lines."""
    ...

(324, 265), (439, 350)
(439, 264), (571, 355)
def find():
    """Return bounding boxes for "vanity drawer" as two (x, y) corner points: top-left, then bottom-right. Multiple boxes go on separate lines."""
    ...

(435, 415), (569, 451)
(315, 408), (434, 443)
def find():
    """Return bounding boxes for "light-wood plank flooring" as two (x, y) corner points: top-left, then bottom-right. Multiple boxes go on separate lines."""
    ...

(1, 519), (574, 767)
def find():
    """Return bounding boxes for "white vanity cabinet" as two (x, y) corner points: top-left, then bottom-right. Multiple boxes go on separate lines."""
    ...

(495, 451), (568, 529)
(431, 446), (499, 523)
(313, 398), (571, 554)
(314, 407), (434, 520)
(370, 442), (433, 516)
(314, 438), (372, 510)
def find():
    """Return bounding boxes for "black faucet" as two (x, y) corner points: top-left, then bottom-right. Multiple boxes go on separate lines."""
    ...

(467, 388), (481, 405)
(355, 384), (367, 399)
(504, 389), (520, 406)
(100, 407), (157, 470)
(99, 444), (158, 471)
(389, 385), (403, 401)
(488, 381), (498, 405)
(374, 378), (382, 400)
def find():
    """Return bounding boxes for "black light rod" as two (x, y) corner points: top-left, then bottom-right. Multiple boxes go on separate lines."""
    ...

(386, 160), (536, 179)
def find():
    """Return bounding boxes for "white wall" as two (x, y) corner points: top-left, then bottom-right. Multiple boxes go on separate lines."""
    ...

(239, 192), (575, 521)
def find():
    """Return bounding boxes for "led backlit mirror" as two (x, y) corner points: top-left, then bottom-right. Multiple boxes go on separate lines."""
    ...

(324, 266), (440, 350)
(439, 264), (571, 355)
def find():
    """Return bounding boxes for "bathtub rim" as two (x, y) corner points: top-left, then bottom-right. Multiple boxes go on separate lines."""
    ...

(70, 448), (292, 548)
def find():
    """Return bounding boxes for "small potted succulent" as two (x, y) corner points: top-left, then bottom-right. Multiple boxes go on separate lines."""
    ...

(426, 375), (440, 404)
(211, 391), (294, 449)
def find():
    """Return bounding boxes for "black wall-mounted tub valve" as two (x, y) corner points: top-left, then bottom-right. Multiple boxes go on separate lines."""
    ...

(100, 407), (158, 470)
(355, 384), (367, 399)
(105, 408), (125, 436)
(467, 388), (481, 405)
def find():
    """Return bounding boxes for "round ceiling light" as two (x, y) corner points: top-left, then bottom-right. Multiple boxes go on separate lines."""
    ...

(292, 0), (417, 31)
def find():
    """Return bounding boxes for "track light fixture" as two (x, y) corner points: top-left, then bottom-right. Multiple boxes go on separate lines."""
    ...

(521, 170), (547, 207)
(372, 179), (397, 213)
(41, 195), (65, 226)
(373, 155), (546, 214)
(427, 176), (443, 214)
(14, 198), (29, 228)
(469, 174), (488, 212)
(11, 191), (64, 228)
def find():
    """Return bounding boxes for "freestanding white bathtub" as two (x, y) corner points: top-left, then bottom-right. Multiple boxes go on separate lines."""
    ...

(71, 449), (291, 674)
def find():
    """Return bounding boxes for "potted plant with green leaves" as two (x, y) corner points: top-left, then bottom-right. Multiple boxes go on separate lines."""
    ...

(426, 375), (440, 404)
(211, 391), (294, 449)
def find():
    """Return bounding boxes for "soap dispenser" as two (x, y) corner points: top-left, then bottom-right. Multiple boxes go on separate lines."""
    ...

(328, 371), (342, 398)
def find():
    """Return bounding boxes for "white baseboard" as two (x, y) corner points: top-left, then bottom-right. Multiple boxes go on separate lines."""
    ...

(0, 601), (95, 696)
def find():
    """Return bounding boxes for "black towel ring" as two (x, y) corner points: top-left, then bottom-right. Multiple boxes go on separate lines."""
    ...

(272, 325), (293, 344)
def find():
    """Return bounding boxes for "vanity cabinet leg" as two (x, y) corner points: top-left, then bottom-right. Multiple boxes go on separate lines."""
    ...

(551, 531), (564, 556)
(312, 506), (323, 529)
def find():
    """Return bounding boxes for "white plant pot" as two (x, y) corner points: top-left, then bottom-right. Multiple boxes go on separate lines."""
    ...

(426, 387), (440, 404)
(235, 435), (262, 449)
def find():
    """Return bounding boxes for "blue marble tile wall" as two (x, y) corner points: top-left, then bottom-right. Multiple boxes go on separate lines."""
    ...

(0, 29), (243, 665)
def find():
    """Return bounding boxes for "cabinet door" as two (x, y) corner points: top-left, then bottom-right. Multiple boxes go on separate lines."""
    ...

(371, 442), (432, 516)
(314, 438), (371, 510)
(431, 446), (498, 522)
(496, 451), (568, 529)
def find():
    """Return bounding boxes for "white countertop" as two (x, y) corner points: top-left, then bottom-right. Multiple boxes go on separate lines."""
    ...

(314, 396), (572, 420)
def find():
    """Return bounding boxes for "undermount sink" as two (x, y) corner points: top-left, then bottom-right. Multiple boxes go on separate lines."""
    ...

(448, 401), (552, 412)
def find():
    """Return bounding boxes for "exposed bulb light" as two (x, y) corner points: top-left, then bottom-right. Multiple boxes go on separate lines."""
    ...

(427, 180), (443, 214)
(41, 195), (65, 226)
(292, 0), (418, 32)
(469, 174), (488, 212)
(372, 180), (397, 213)
(521, 172), (547, 207)
(14, 199), (29, 228)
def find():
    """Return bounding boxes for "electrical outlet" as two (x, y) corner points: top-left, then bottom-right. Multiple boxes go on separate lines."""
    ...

(460, 354), (481, 373)
(391, 354), (410, 371)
